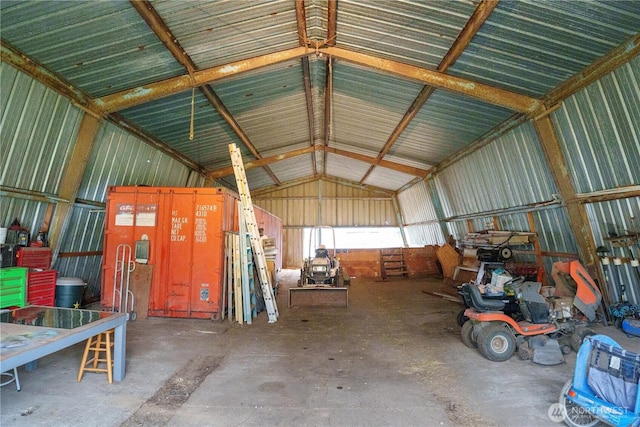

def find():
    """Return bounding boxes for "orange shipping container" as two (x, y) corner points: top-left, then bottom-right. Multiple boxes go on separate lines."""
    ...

(102, 186), (282, 320)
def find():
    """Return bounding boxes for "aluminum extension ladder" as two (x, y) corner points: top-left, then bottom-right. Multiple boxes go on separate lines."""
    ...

(228, 143), (278, 323)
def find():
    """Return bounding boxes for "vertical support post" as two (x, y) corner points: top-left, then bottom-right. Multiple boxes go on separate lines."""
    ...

(48, 113), (102, 265)
(533, 115), (610, 305)
(392, 194), (408, 247)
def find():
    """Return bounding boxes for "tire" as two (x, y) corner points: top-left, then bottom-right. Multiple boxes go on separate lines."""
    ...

(570, 328), (595, 353)
(457, 310), (469, 327)
(517, 346), (530, 360)
(559, 379), (602, 427)
(476, 323), (516, 362)
(460, 320), (478, 348)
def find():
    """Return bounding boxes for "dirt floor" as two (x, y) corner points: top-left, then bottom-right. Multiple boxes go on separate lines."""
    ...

(1, 270), (638, 427)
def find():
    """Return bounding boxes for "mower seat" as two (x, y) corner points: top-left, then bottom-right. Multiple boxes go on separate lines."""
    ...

(466, 283), (506, 312)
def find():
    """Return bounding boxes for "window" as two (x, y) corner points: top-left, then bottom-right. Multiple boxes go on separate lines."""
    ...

(303, 227), (404, 256)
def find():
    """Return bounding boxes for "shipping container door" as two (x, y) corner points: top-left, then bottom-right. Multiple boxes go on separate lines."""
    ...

(190, 193), (224, 318)
(159, 190), (196, 316)
(102, 188), (160, 311)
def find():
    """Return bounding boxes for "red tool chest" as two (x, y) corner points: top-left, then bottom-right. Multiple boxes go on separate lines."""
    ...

(27, 269), (57, 306)
(16, 247), (52, 269)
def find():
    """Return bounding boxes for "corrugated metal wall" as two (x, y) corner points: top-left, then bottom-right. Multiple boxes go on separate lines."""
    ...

(397, 180), (446, 246)
(254, 179), (396, 266)
(58, 120), (195, 299)
(255, 179), (394, 227)
(397, 54), (638, 306)
(434, 121), (558, 218)
(1, 61), (83, 236)
(552, 56), (640, 194)
(1, 64), (199, 300)
(551, 56), (640, 305)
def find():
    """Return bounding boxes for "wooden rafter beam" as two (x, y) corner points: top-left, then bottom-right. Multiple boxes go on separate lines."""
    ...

(544, 32), (640, 108)
(322, 0), (338, 174)
(321, 146), (429, 178)
(296, 0), (317, 175)
(207, 145), (429, 180)
(95, 46), (310, 113)
(253, 175), (394, 198)
(1, 40), (102, 117)
(360, 0), (499, 184)
(294, 0), (308, 46)
(301, 57), (318, 176)
(208, 146), (316, 179)
(320, 46), (539, 113)
(437, 0), (499, 71)
(131, 0), (280, 185)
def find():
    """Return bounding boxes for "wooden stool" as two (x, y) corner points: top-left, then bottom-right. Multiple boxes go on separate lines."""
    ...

(78, 330), (114, 384)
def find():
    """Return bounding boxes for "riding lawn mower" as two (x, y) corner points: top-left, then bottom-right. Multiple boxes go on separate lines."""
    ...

(460, 261), (604, 365)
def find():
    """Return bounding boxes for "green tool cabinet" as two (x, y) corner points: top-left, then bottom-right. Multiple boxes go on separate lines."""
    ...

(0, 267), (28, 309)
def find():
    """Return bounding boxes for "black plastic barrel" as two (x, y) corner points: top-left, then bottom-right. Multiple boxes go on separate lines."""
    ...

(55, 277), (86, 308)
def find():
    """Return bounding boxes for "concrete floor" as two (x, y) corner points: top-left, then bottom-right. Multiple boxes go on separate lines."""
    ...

(1, 272), (637, 427)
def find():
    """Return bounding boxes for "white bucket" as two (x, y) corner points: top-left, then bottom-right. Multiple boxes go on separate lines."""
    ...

(0, 228), (7, 244)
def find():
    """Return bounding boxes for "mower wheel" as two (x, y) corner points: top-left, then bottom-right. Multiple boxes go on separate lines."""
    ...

(517, 346), (531, 360)
(456, 310), (469, 327)
(476, 323), (516, 362)
(460, 320), (478, 348)
(559, 379), (601, 427)
(570, 327), (595, 353)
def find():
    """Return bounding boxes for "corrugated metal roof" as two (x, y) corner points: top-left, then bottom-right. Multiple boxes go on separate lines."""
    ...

(435, 121), (558, 218)
(551, 56), (640, 193)
(1, 0), (637, 192)
(214, 59), (311, 154)
(324, 152), (372, 183)
(150, 0), (300, 69)
(0, 0), (184, 97)
(331, 61), (422, 154)
(447, 0), (640, 97)
(268, 153), (315, 182)
(119, 90), (241, 170)
(335, 0), (477, 69)
(362, 165), (415, 191)
(389, 89), (514, 165)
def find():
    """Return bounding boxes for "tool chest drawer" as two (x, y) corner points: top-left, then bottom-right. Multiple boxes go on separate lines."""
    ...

(0, 267), (28, 309)
(16, 247), (52, 269)
(27, 269), (57, 307)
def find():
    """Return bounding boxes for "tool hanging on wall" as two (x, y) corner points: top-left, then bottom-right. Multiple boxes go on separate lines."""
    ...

(599, 245), (638, 328)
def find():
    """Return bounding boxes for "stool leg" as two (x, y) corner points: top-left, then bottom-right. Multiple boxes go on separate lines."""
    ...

(105, 331), (113, 384)
(77, 336), (93, 382)
(91, 333), (103, 369)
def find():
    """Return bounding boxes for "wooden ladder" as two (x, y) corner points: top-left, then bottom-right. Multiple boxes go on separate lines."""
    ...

(381, 248), (408, 280)
(228, 143), (278, 323)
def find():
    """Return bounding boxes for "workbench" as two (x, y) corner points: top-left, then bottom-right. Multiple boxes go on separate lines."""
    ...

(0, 306), (127, 382)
